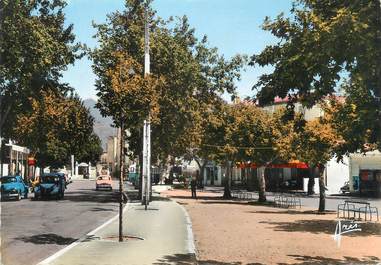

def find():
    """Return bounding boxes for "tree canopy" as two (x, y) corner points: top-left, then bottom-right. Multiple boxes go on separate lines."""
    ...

(13, 90), (102, 168)
(0, 0), (82, 140)
(91, 0), (245, 163)
(251, 0), (381, 152)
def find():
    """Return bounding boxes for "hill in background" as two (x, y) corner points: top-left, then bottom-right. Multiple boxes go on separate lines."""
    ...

(83, 98), (116, 150)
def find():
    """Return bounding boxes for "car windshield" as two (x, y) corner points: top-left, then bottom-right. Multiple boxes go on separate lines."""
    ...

(1, 177), (17, 183)
(41, 176), (60, 183)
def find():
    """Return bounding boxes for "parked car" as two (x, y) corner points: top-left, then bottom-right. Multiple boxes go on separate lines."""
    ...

(340, 181), (350, 194)
(1, 175), (29, 200)
(34, 173), (66, 200)
(96, 175), (112, 191)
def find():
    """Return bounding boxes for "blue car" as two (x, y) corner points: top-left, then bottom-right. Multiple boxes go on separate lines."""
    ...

(1, 175), (29, 201)
(34, 173), (65, 200)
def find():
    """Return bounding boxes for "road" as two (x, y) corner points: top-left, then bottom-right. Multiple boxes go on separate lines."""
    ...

(1, 180), (127, 265)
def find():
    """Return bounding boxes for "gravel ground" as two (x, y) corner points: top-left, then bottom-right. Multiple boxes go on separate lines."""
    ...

(161, 188), (381, 265)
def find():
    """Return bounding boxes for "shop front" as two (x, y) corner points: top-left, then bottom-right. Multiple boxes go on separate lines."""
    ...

(349, 151), (381, 197)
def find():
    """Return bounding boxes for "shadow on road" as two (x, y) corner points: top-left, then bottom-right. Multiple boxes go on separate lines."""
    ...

(16, 233), (77, 245)
(61, 189), (119, 203)
(259, 219), (381, 237)
(90, 207), (116, 212)
(279, 254), (381, 264)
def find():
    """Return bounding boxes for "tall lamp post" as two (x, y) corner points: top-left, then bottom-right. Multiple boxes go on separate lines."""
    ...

(118, 66), (135, 242)
(142, 3), (151, 210)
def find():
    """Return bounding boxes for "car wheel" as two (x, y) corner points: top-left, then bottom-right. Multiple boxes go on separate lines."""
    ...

(24, 191), (28, 199)
(17, 192), (21, 201)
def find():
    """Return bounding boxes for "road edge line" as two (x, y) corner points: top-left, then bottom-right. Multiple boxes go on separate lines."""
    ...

(36, 202), (130, 265)
(176, 201), (196, 256)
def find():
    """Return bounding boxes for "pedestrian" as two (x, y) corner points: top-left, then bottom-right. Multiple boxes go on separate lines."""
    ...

(191, 176), (197, 199)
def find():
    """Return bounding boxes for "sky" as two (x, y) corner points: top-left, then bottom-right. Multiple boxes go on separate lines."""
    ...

(61, 0), (294, 101)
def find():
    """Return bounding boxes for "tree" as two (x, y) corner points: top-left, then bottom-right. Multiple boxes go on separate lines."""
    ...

(251, 0), (381, 151)
(272, 105), (342, 212)
(0, 0), (82, 142)
(200, 101), (275, 199)
(91, 0), (244, 177)
(13, 90), (102, 169)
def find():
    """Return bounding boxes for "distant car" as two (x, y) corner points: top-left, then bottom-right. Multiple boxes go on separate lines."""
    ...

(340, 181), (350, 194)
(1, 175), (29, 201)
(34, 173), (66, 200)
(96, 175), (112, 191)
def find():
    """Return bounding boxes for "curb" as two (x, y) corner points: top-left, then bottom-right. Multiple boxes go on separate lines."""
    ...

(36, 202), (131, 265)
(176, 201), (197, 257)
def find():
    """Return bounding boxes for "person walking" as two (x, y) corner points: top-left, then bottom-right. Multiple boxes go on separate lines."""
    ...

(190, 176), (197, 199)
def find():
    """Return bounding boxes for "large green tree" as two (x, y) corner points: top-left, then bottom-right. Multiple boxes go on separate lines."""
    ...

(0, 0), (82, 142)
(90, 0), (244, 168)
(13, 90), (102, 169)
(251, 0), (381, 152)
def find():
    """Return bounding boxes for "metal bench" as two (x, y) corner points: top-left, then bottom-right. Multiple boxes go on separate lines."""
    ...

(337, 200), (379, 221)
(274, 194), (301, 209)
(231, 191), (255, 200)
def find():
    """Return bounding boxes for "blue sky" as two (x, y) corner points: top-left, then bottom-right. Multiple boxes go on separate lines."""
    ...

(62, 0), (293, 100)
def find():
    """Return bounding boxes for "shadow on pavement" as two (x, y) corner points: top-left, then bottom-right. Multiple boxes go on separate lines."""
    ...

(151, 196), (171, 202)
(168, 195), (230, 201)
(279, 254), (381, 264)
(259, 219), (381, 236)
(61, 189), (119, 203)
(153, 253), (264, 265)
(247, 210), (336, 215)
(16, 233), (77, 245)
(90, 207), (116, 212)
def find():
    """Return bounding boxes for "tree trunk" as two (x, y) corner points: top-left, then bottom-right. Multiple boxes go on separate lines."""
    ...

(194, 158), (207, 188)
(258, 166), (266, 202)
(376, 0), (381, 144)
(307, 175), (315, 195)
(223, 160), (232, 199)
(317, 165), (326, 212)
(138, 152), (143, 200)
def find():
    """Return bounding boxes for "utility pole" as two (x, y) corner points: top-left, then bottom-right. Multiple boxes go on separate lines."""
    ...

(377, 0), (381, 144)
(142, 3), (151, 210)
(119, 118), (124, 242)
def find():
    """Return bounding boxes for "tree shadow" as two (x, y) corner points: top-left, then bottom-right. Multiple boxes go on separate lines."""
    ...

(200, 200), (254, 206)
(259, 219), (381, 236)
(60, 189), (119, 203)
(152, 253), (264, 265)
(151, 196), (171, 202)
(168, 195), (223, 201)
(90, 207), (116, 212)
(15, 233), (77, 245)
(247, 210), (335, 215)
(279, 254), (381, 264)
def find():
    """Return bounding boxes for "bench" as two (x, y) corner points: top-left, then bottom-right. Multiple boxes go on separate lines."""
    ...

(231, 190), (255, 200)
(274, 194), (301, 209)
(337, 200), (379, 221)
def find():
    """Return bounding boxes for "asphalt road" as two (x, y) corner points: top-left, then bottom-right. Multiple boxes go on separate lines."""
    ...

(1, 180), (126, 265)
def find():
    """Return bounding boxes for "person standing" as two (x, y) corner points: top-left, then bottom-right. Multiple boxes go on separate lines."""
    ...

(190, 176), (197, 199)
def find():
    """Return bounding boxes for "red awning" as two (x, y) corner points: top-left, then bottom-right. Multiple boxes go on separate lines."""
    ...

(236, 162), (309, 169)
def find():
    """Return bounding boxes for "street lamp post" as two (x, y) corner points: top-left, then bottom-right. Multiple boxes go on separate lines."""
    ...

(118, 66), (135, 242)
(142, 3), (151, 210)
(118, 117), (124, 242)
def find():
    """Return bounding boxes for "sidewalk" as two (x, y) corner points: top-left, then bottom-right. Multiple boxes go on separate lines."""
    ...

(37, 193), (195, 265)
(161, 188), (381, 265)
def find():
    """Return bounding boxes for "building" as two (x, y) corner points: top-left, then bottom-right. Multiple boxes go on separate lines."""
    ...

(348, 151), (381, 195)
(1, 141), (31, 179)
